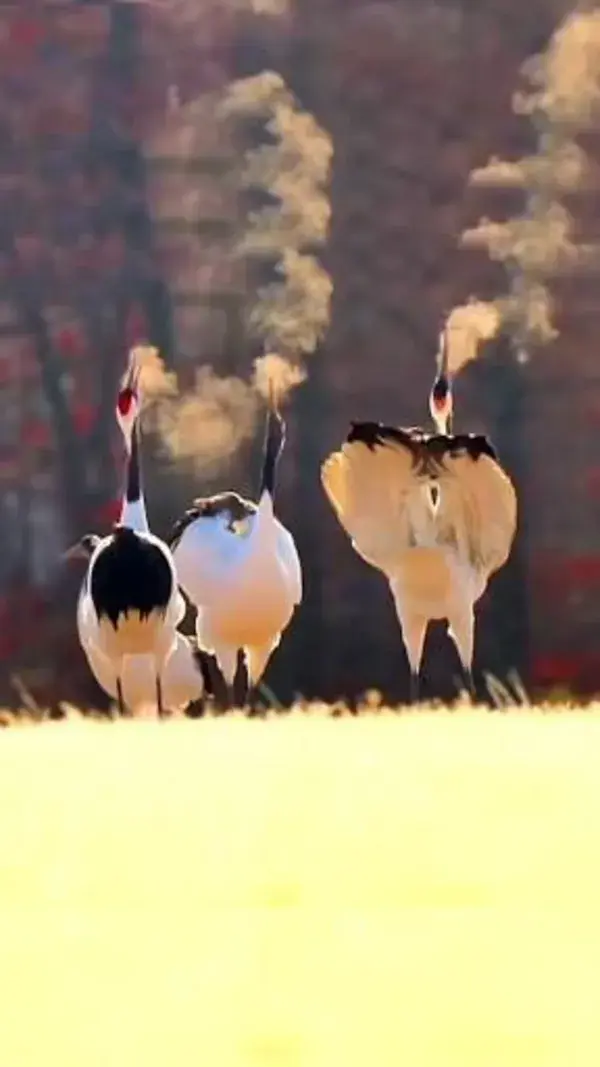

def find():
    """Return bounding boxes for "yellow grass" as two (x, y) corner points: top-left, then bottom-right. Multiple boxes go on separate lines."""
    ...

(0, 707), (599, 1065)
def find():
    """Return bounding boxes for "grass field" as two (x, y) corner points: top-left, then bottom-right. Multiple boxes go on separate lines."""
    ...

(0, 706), (599, 1065)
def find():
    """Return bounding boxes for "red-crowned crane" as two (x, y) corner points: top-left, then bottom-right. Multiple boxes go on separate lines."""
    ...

(65, 354), (209, 716)
(167, 386), (302, 706)
(321, 330), (517, 702)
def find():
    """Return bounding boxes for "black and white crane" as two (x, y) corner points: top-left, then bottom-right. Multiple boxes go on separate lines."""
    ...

(167, 385), (302, 706)
(65, 353), (208, 716)
(321, 329), (517, 702)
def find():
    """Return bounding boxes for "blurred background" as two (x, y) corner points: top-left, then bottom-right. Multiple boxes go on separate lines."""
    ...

(0, 0), (598, 709)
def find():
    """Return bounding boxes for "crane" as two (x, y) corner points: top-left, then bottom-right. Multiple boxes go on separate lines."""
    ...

(321, 330), (517, 702)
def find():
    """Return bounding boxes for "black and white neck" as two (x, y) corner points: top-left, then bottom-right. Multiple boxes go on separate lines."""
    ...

(120, 419), (149, 533)
(429, 373), (453, 435)
(259, 400), (286, 502)
(430, 325), (453, 435)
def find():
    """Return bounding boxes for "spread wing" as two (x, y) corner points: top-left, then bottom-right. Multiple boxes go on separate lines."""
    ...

(435, 448), (517, 579)
(321, 422), (421, 573)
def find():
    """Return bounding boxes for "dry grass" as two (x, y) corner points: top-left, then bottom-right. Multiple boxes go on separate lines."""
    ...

(0, 706), (599, 1065)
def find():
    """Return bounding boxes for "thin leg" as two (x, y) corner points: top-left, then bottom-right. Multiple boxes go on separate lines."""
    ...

(409, 672), (420, 705)
(448, 604), (475, 701)
(116, 678), (125, 717)
(391, 585), (427, 707)
(213, 645), (238, 710)
(463, 667), (476, 702)
(233, 651), (249, 709)
(156, 676), (165, 719)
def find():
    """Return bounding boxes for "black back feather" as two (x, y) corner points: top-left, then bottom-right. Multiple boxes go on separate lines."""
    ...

(168, 492), (256, 550)
(126, 422), (142, 504)
(260, 405), (285, 498)
(347, 420), (498, 465)
(90, 525), (173, 628)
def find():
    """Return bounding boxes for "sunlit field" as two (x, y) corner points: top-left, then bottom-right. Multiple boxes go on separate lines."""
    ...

(1, 705), (600, 1065)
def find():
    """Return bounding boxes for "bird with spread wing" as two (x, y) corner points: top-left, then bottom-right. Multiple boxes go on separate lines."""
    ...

(321, 327), (517, 702)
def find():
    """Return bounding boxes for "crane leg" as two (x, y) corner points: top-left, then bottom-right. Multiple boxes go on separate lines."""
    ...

(447, 606), (475, 702)
(232, 649), (248, 709)
(116, 678), (125, 717)
(409, 672), (420, 705)
(394, 601), (427, 706)
(213, 645), (239, 710)
(156, 676), (166, 719)
(244, 642), (277, 712)
(463, 668), (476, 701)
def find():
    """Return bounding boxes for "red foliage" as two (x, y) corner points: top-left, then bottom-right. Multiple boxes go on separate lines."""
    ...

(21, 420), (51, 450)
(56, 325), (86, 359)
(531, 654), (579, 686)
(124, 305), (148, 349)
(532, 649), (600, 696)
(9, 18), (45, 52)
(532, 553), (600, 593)
(94, 498), (120, 529)
(72, 404), (95, 435)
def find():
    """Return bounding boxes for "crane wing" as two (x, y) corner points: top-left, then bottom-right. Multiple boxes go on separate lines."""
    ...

(434, 441), (517, 579)
(321, 422), (422, 573)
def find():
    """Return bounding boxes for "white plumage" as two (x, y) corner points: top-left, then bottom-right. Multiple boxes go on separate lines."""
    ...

(169, 394), (302, 702)
(321, 334), (517, 700)
(66, 354), (207, 716)
(71, 534), (207, 716)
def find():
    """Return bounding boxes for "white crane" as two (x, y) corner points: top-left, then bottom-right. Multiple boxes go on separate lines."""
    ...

(64, 354), (210, 716)
(167, 386), (302, 706)
(321, 331), (517, 702)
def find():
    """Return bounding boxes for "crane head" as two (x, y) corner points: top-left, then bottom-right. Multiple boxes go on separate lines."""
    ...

(430, 323), (453, 434)
(116, 352), (141, 453)
(429, 374), (453, 435)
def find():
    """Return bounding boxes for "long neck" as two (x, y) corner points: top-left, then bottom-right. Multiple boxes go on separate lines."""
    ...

(259, 406), (284, 500)
(120, 421), (149, 532)
(435, 410), (453, 435)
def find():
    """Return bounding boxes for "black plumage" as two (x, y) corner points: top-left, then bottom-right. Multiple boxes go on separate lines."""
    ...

(168, 492), (257, 549)
(260, 404), (285, 497)
(125, 419), (142, 503)
(347, 420), (498, 465)
(168, 401), (285, 552)
(89, 525), (173, 628)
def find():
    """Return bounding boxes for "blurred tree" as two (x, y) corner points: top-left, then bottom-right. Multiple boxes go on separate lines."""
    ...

(457, 8), (600, 693)
(220, 71), (332, 700)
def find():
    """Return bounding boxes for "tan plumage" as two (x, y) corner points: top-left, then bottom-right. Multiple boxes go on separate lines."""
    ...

(434, 452), (516, 576)
(96, 609), (175, 662)
(321, 438), (422, 572)
(321, 419), (518, 699)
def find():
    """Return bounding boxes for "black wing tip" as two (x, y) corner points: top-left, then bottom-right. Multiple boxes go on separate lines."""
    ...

(347, 421), (424, 450)
(429, 431), (495, 460)
(346, 421), (498, 462)
(440, 433), (498, 462)
(168, 492), (257, 548)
